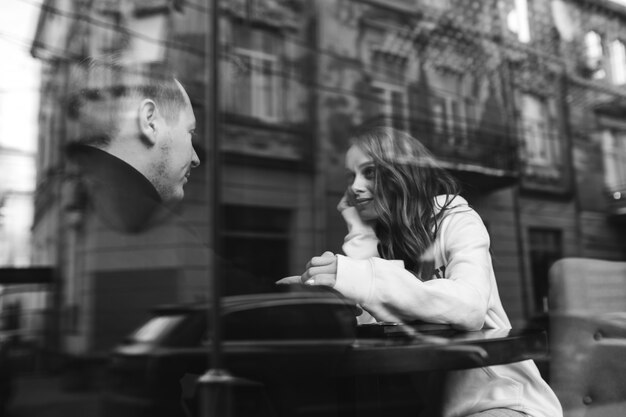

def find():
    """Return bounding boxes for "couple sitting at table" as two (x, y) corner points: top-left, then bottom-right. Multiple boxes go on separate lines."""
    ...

(279, 126), (562, 417)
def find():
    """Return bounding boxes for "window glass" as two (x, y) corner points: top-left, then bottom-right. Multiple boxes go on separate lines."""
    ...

(508, 0), (531, 43)
(432, 97), (447, 138)
(521, 94), (560, 169)
(610, 39), (626, 85)
(529, 229), (562, 313)
(430, 71), (470, 147)
(370, 81), (408, 130)
(22, 1), (626, 398)
(221, 206), (291, 295)
(584, 31), (606, 79)
(228, 23), (282, 121)
(601, 130), (626, 193)
(391, 90), (406, 130)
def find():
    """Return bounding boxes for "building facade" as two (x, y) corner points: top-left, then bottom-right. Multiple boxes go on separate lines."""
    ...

(29, 0), (626, 358)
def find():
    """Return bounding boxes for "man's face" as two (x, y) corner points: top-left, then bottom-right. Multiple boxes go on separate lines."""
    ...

(151, 81), (200, 202)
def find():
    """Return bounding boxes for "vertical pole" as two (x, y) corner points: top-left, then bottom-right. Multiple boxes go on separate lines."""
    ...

(207, 0), (223, 373)
(197, 0), (231, 415)
(197, 2), (262, 416)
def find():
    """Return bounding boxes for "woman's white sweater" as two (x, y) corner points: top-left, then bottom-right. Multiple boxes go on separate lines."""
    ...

(334, 195), (562, 417)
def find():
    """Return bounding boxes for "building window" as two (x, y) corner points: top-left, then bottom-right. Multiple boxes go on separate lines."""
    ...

(43, 104), (55, 172)
(601, 129), (626, 195)
(583, 31), (606, 80)
(431, 94), (474, 147)
(507, 0), (531, 43)
(370, 80), (408, 131)
(365, 39), (410, 130)
(225, 23), (282, 122)
(371, 47), (409, 80)
(430, 71), (474, 147)
(520, 94), (560, 172)
(89, 13), (127, 59)
(221, 205), (291, 295)
(529, 228), (562, 314)
(360, 22), (412, 129)
(610, 39), (626, 85)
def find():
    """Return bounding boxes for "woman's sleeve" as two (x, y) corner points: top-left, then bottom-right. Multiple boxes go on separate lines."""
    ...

(333, 210), (493, 330)
(340, 206), (379, 259)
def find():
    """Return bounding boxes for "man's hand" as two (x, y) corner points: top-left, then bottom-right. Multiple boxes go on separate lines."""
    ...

(300, 251), (338, 287)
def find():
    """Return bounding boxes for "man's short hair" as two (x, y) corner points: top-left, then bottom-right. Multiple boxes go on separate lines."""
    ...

(67, 57), (187, 148)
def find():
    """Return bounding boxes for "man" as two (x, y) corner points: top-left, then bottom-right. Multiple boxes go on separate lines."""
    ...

(66, 59), (201, 231)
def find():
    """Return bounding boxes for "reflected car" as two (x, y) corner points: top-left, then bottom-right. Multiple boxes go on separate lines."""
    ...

(101, 286), (358, 417)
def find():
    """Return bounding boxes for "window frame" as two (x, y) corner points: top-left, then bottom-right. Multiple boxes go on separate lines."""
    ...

(609, 38), (626, 85)
(528, 227), (563, 314)
(583, 30), (607, 80)
(507, 0), (531, 44)
(601, 129), (626, 193)
(370, 79), (409, 131)
(220, 205), (292, 294)
(520, 93), (561, 170)
(231, 46), (281, 122)
(431, 89), (473, 147)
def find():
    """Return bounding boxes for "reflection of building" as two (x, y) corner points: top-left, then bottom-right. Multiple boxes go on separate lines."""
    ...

(0, 150), (35, 267)
(316, 0), (571, 323)
(30, 0), (319, 357)
(0, 39), (38, 266)
(0, 0), (42, 348)
(29, 0), (626, 362)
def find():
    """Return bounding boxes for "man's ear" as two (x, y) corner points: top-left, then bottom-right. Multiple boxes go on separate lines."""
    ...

(138, 99), (158, 146)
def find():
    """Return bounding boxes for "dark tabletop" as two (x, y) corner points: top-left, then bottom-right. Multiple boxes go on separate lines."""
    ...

(216, 326), (548, 377)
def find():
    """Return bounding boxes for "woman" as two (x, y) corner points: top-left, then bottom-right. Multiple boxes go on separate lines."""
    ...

(299, 127), (562, 417)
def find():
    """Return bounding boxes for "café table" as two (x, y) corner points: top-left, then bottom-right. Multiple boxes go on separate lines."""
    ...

(219, 325), (547, 373)
(211, 325), (549, 417)
(105, 290), (549, 417)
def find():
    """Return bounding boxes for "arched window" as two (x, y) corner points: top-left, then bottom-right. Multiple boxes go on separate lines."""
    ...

(610, 39), (626, 85)
(583, 31), (606, 79)
(507, 0), (531, 43)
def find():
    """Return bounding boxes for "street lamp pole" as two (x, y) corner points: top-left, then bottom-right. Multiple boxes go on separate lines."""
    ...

(197, 0), (231, 415)
(207, 0), (223, 373)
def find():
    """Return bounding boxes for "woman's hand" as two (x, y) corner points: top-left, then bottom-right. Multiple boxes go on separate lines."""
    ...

(337, 191), (352, 212)
(275, 275), (303, 285)
(301, 251), (338, 287)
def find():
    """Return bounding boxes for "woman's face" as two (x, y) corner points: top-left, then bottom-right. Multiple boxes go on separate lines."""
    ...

(345, 144), (379, 221)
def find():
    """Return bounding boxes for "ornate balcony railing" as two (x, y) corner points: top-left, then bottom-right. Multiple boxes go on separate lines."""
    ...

(395, 114), (520, 192)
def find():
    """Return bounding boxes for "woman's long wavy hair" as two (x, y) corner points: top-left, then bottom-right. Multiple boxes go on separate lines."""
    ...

(348, 127), (460, 275)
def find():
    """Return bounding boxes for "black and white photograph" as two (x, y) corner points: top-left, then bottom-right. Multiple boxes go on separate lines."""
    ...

(1, 0), (626, 416)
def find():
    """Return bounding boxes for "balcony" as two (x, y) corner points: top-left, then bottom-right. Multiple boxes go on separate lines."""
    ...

(409, 116), (520, 193)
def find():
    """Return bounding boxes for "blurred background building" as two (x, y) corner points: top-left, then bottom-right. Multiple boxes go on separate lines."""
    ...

(0, 0), (47, 366)
(23, 0), (626, 366)
(0, 0), (39, 269)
